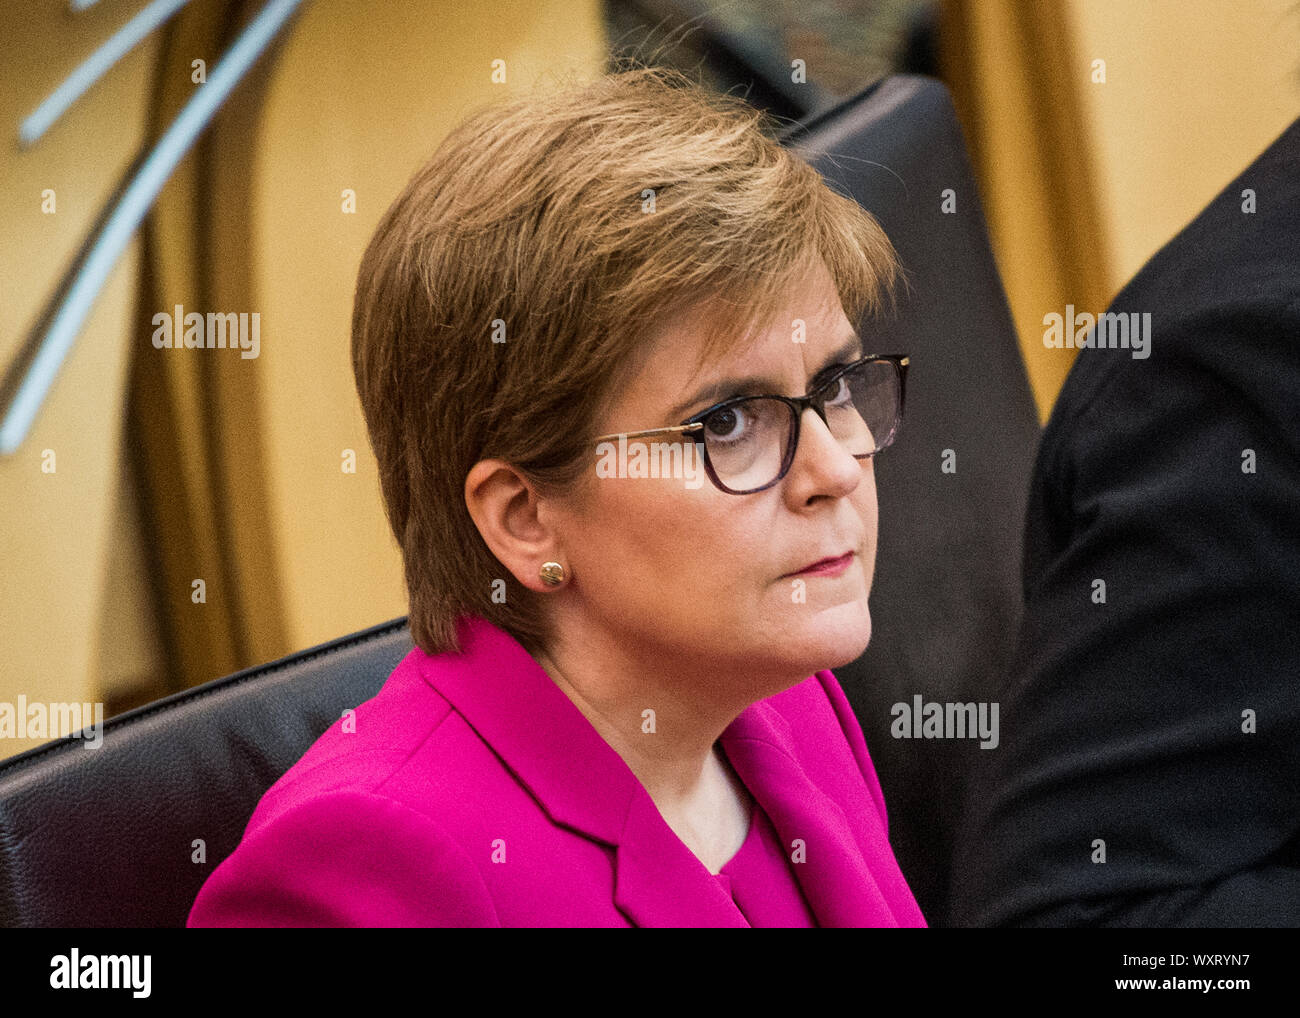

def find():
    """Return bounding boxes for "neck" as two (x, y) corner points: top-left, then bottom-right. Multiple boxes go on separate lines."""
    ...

(533, 624), (751, 810)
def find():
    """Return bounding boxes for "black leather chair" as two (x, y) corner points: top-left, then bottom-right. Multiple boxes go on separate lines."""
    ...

(0, 74), (1038, 927)
(0, 618), (413, 927)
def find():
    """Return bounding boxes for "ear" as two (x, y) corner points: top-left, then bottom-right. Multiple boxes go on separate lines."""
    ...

(464, 458), (566, 593)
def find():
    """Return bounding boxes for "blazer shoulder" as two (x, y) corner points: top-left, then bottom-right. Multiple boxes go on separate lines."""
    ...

(188, 788), (501, 927)
(251, 650), (459, 819)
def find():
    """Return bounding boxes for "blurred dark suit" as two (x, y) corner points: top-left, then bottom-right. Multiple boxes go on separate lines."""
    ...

(950, 116), (1300, 926)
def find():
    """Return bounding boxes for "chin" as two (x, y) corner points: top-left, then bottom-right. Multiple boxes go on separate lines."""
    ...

(769, 599), (872, 678)
(813, 600), (873, 670)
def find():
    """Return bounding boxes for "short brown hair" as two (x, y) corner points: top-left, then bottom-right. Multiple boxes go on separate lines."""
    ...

(351, 64), (899, 657)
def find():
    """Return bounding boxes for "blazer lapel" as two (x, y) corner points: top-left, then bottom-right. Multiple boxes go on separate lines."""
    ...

(720, 700), (904, 927)
(612, 792), (751, 928)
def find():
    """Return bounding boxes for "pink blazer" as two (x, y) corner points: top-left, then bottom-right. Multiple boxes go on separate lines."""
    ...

(187, 614), (926, 927)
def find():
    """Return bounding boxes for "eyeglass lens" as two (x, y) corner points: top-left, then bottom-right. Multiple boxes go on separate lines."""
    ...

(699, 360), (899, 492)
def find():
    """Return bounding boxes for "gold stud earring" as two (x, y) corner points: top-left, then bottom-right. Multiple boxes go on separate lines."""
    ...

(539, 561), (566, 587)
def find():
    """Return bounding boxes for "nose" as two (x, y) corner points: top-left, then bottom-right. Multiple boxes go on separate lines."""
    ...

(785, 405), (864, 500)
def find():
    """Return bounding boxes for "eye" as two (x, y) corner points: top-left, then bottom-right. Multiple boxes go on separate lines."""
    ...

(703, 405), (750, 444)
(825, 373), (854, 407)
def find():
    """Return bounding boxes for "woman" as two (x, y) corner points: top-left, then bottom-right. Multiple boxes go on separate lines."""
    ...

(188, 64), (924, 927)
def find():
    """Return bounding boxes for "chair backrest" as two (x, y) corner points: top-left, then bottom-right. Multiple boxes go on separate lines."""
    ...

(783, 75), (1040, 925)
(0, 618), (413, 926)
(0, 75), (1037, 927)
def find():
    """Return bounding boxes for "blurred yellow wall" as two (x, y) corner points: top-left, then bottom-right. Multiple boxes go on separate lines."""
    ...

(0, 0), (159, 757)
(1, 0), (607, 758)
(944, 0), (1300, 423)
(1067, 0), (1300, 287)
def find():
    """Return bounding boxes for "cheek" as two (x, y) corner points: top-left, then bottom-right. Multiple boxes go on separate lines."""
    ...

(571, 483), (763, 617)
(859, 466), (880, 573)
(861, 461), (879, 515)
(573, 482), (708, 580)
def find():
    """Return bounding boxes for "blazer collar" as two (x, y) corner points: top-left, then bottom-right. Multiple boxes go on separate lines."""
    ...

(415, 614), (901, 927)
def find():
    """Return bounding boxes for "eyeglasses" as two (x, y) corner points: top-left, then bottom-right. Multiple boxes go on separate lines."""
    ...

(593, 353), (909, 495)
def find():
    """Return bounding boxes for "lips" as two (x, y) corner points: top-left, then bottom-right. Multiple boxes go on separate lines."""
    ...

(785, 551), (854, 577)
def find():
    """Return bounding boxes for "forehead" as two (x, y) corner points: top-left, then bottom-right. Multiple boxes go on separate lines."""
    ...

(649, 266), (849, 370)
(633, 295), (852, 408)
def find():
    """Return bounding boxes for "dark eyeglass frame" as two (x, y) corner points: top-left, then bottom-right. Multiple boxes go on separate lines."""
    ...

(593, 353), (910, 495)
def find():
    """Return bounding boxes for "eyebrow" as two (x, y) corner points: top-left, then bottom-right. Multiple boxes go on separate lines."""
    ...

(667, 334), (866, 421)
